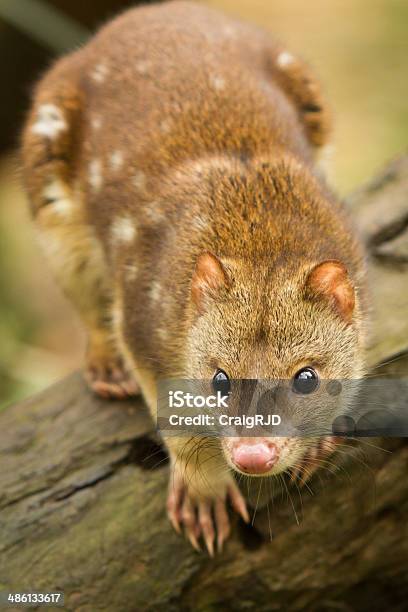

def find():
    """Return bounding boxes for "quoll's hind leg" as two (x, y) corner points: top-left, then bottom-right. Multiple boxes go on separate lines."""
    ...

(33, 183), (140, 399)
(85, 326), (140, 400)
(21, 55), (139, 399)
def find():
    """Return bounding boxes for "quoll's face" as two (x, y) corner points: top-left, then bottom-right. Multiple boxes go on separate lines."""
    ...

(187, 254), (365, 477)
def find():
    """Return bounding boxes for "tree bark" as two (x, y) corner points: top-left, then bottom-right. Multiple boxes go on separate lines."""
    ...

(1, 157), (408, 612)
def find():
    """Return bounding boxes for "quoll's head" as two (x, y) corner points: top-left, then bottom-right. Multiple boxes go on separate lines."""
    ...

(186, 251), (366, 477)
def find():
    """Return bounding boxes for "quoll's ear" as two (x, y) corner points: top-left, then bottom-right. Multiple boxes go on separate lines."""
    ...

(305, 260), (355, 324)
(191, 252), (230, 314)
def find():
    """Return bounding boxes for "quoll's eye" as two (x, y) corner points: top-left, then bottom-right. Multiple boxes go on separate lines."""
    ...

(292, 367), (319, 394)
(212, 369), (231, 397)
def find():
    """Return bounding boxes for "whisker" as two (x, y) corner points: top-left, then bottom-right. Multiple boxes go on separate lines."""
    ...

(266, 478), (273, 541)
(251, 478), (263, 526)
(281, 473), (300, 525)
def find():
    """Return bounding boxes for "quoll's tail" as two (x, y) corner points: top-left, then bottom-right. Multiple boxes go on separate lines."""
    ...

(20, 51), (84, 216)
(271, 47), (332, 150)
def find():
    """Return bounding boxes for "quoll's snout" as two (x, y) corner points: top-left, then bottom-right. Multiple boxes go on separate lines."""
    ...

(232, 440), (278, 474)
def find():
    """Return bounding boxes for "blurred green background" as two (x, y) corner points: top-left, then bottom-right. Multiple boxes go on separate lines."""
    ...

(0, 0), (406, 408)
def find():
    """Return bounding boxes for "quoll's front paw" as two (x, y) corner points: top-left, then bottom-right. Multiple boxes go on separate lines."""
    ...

(166, 469), (249, 555)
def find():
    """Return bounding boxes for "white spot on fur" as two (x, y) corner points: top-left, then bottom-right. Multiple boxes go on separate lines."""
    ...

(31, 104), (67, 140)
(211, 75), (226, 91)
(276, 51), (295, 68)
(91, 63), (109, 83)
(89, 159), (103, 192)
(92, 116), (102, 130)
(172, 100), (183, 114)
(133, 171), (146, 191)
(125, 262), (138, 282)
(190, 161), (205, 176)
(112, 303), (123, 334)
(143, 202), (164, 223)
(111, 216), (137, 244)
(192, 215), (209, 232)
(149, 280), (162, 303)
(316, 143), (336, 180)
(136, 61), (150, 75)
(223, 25), (236, 38)
(187, 156), (236, 178)
(160, 119), (171, 134)
(42, 179), (75, 217)
(157, 326), (169, 342)
(109, 151), (124, 172)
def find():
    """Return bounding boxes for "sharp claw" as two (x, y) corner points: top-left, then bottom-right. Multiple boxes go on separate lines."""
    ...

(167, 475), (183, 534)
(228, 483), (250, 523)
(181, 494), (198, 551)
(187, 531), (201, 552)
(199, 502), (215, 557)
(239, 503), (250, 524)
(168, 511), (181, 534)
(214, 498), (230, 553)
(216, 527), (228, 553)
(202, 526), (214, 557)
(206, 537), (215, 557)
(217, 536), (225, 553)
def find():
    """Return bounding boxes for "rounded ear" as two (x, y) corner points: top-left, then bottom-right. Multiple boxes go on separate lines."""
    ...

(191, 252), (230, 314)
(305, 260), (355, 324)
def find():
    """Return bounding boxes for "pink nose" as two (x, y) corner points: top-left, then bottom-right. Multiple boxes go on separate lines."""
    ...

(232, 442), (278, 474)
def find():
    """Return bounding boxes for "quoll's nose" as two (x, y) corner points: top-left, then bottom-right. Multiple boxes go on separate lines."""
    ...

(232, 442), (278, 474)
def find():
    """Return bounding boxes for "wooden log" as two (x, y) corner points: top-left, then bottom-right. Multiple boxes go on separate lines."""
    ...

(1, 157), (408, 611)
